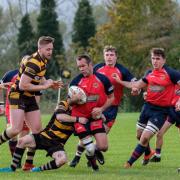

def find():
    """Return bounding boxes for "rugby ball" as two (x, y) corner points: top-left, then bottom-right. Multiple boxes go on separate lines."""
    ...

(68, 86), (87, 104)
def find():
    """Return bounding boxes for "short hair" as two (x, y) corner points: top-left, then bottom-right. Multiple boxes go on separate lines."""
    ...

(151, 48), (165, 59)
(103, 45), (117, 54)
(38, 36), (54, 48)
(76, 54), (92, 64)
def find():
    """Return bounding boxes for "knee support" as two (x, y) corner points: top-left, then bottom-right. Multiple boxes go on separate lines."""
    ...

(82, 137), (95, 156)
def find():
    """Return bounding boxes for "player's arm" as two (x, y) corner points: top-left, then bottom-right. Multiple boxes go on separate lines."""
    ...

(19, 74), (54, 91)
(56, 113), (88, 124)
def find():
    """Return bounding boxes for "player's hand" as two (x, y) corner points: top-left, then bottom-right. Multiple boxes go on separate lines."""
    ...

(79, 117), (88, 124)
(112, 73), (121, 83)
(44, 79), (54, 89)
(0, 82), (13, 89)
(51, 80), (64, 89)
(91, 107), (102, 120)
(175, 99), (180, 111)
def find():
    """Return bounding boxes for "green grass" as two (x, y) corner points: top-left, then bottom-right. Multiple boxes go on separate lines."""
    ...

(0, 112), (180, 180)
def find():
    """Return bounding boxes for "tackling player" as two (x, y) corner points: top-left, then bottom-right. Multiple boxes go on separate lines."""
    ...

(0, 100), (88, 172)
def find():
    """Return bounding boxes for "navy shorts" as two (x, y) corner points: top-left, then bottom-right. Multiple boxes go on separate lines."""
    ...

(103, 105), (118, 123)
(168, 107), (180, 127)
(137, 102), (169, 131)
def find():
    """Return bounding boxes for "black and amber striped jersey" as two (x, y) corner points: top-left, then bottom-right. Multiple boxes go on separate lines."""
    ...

(10, 52), (47, 97)
(41, 101), (74, 145)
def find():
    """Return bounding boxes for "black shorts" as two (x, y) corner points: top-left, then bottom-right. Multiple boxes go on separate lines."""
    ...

(32, 133), (64, 157)
(9, 93), (39, 112)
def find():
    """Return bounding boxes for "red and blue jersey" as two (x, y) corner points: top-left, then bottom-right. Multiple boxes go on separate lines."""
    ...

(1, 69), (18, 121)
(142, 65), (180, 107)
(94, 63), (135, 105)
(70, 72), (114, 118)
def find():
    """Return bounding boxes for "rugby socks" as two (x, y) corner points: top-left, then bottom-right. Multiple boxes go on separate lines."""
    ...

(0, 130), (11, 145)
(155, 148), (161, 157)
(144, 143), (151, 156)
(76, 143), (85, 157)
(40, 160), (58, 171)
(25, 148), (36, 165)
(9, 140), (17, 156)
(128, 144), (146, 165)
(11, 147), (25, 171)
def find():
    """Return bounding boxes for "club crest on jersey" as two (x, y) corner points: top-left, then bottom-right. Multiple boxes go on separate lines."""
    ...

(159, 75), (166, 80)
(93, 83), (99, 88)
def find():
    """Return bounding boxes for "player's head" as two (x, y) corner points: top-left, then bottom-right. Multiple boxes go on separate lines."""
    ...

(150, 48), (166, 70)
(38, 36), (54, 60)
(103, 45), (117, 67)
(76, 54), (93, 77)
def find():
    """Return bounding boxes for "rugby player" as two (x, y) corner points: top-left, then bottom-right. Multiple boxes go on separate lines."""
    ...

(117, 48), (180, 168)
(0, 36), (63, 170)
(69, 54), (114, 171)
(70, 46), (137, 168)
(0, 100), (88, 172)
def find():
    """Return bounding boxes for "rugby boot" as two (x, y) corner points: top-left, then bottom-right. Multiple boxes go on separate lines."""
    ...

(177, 168), (180, 173)
(0, 167), (14, 172)
(142, 149), (155, 165)
(95, 150), (105, 165)
(124, 161), (132, 169)
(22, 162), (35, 171)
(150, 155), (161, 162)
(69, 155), (81, 167)
(31, 167), (42, 172)
(86, 154), (99, 171)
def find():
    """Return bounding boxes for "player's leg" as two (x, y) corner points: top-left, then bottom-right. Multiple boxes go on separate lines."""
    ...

(151, 116), (174, 162)
(69, 140), (85, 167)
(22, 100), (42, 171)
(0, 134), (35, 172)
(136, 103), (155, 165)
(69, 122), (88, 168)
(32, 150), (67, 172)
(0, 109), (24, 145)
(124, 108), (167, 168)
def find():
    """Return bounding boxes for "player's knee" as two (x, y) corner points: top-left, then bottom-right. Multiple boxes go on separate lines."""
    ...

(141, 136), (149, 146)
(10, 127), (21, 136)
(55, 155), (67, 167)
(31, 126), (42, 134)
(136, 134), (140, 140)
(97, 144), (108, 152)
(85, 143), (95, 156)
(17, 137), (26, 148)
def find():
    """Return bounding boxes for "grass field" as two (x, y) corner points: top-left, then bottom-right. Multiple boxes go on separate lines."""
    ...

(0, 112), (180, 180)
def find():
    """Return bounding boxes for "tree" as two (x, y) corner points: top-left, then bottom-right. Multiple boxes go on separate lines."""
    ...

(72, 0), (96, 48)
(88, 0), (180, 111)
(17, 13), (36, 57)
(37, 0), (64, 78)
